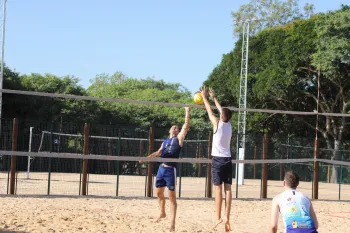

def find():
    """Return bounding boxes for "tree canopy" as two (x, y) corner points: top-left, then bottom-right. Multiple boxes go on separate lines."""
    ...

(205, 6), (350, 182)
(231, 0), (315, 36)
(87, 72), (211, 131)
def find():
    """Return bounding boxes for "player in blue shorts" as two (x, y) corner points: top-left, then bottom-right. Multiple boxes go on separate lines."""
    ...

(270, 170), (319, 233)
(201, 86), (233, 232)
(140, 107), (190, 232)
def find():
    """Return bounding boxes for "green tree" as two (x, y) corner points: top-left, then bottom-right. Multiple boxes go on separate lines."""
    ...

(2, 65), (24, 118)
(232, 0), (314, 35)
(11, 73), (99, 123)
(309, 7), (350, 182)
(88, 72), (211, 132)
(205, 6), (350, 182)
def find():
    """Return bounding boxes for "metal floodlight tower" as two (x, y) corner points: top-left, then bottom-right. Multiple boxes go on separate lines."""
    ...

(234, 18), (258, 185)
(0, 0), (6, 123)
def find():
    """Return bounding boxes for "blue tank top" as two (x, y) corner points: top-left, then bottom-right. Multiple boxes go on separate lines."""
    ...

(279, 190), (317, 233)
(161, 136), (182, 167)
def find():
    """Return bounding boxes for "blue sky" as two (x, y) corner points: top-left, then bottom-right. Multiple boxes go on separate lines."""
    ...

(5, 0), (348, 94)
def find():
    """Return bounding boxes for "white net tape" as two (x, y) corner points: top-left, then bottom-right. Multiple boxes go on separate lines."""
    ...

(0, 150), (349, 166)
(2, 88), (350, 117)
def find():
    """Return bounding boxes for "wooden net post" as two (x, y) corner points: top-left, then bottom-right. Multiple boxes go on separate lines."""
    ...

(82, 123), (89, 196)
(261, 135), (268, 199)
(10, 118), (18, 195)
(312, 138), (319, 199)
(206, 131), (213, 198)
(147, 126), (154, 197)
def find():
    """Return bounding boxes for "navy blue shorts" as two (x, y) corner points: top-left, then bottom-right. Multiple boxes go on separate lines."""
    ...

(212, 156), (232, 185)
(155, 165), (176, 191)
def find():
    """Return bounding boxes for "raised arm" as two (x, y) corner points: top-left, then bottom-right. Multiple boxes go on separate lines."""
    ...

(139, 143), (163, 163)
(270, 196), (279, 233)
(201, 86), (219, 127)
(178, 107), (190, 146)
(209, 87), (222, 114)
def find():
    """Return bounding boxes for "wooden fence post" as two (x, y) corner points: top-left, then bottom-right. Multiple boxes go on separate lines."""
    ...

(313, 138), (319, 199)
(280, 152), (284, 181)
(82, 123), (89, 196)
(261, 135), (268, 199)
(10, 118), (18, 195)
(253, 143), (257, 179)
(108, 139), (112, 173)
(206, 131), (213, 198)
(147, 126), (154, 197)
(197, 145), (202, 177)
(327, 165), (331, 183)
(139, 140), (143, 176)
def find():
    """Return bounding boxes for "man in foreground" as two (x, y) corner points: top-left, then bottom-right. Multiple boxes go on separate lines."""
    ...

(200, 86), (233, 232)
(140, 107), (190, 232)
(270, 170), (319, 233)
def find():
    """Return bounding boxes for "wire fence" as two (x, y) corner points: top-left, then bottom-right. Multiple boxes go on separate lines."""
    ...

(0, 118), (350, 201)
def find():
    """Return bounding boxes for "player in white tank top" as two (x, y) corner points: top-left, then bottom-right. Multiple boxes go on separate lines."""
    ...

(271, 171), (318, 233)
(212, 120), (232, 158)
(200, 86), (233, 232)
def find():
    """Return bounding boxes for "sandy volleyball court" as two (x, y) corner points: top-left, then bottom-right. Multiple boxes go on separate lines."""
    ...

(0, 196), (349, 233)
(0, 173), (349, 232)
(1, 173), (350, 200)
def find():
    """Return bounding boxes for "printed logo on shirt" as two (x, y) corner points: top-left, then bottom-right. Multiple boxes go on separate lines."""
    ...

(299, 222), (309, 228)
(287, 205), (301, 217)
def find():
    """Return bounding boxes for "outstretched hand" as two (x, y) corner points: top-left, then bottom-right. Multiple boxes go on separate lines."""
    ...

(209, 87), (216, 99)
(200, 86), (208, 98)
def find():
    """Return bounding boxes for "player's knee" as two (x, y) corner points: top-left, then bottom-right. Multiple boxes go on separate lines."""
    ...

(169, 196), (177, 203)
(168, 191), (176, 203)
(224, 184), (232, 192)
(215, 185), (222, 193)
(156, 190), (165, 198)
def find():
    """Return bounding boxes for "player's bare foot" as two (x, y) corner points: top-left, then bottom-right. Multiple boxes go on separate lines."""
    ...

(225, 221), (232, 232)
(154, 213), (166, 223)
(211, 218), (223, 230)
(169, 222), (175, 232)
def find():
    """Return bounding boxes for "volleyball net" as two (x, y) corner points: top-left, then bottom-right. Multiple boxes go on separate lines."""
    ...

(0, 88), (350, 200)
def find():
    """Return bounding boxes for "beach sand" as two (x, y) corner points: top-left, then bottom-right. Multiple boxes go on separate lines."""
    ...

(0, 196), (349, 233)
(0, 173), (349, 232)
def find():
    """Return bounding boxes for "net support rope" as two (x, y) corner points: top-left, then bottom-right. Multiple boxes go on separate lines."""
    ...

(0, 150), (349, 167)
(1, 88), (350, 117)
